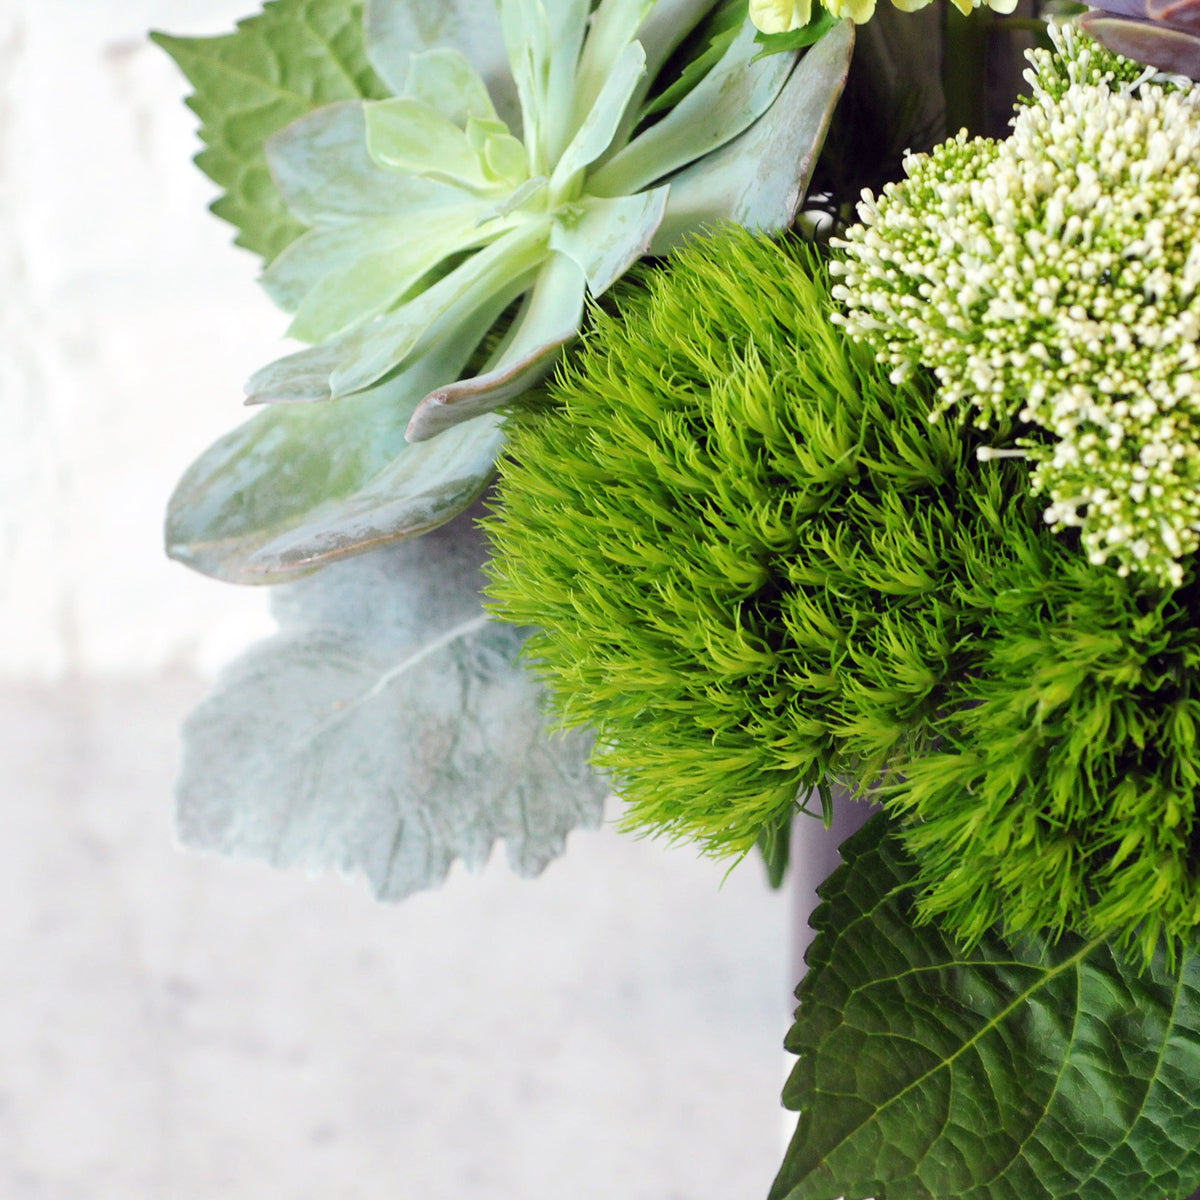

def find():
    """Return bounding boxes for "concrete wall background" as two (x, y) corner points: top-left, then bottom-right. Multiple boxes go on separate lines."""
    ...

(2, 0), (283, 678)
(0, 5), (799, 1198)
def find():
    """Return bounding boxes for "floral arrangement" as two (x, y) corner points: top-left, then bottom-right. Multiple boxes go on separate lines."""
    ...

(158, 0), (1200, 1196)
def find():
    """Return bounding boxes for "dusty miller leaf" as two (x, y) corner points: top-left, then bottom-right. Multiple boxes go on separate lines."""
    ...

(151, 0), (389, 263)
(773, 814), (1200, 1200)
(176, 506), (607, 899)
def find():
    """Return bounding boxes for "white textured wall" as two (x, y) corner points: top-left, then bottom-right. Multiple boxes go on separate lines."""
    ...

(1, 0), (297, 678)
(0, 12), (802, 1200)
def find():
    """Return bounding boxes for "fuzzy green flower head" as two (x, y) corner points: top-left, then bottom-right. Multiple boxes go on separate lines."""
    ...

(750, 0), (1014, 32)
(832, 24), (1200, 588)
(485, 227), (1200, 960)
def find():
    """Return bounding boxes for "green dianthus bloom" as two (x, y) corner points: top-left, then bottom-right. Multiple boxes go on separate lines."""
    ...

(485, 228), (1200, 960)
(833, 24), (1200, 588)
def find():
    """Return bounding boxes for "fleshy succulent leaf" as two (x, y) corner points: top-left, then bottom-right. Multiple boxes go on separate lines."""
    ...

(406, 252), (587, 442)
(259, 215), (414, 314)
(150, 0), (389, 262)
(328, 221), (550, 397)
(650, 20), (854, 251)
(548, 40), (649, 194)
(247, 222), (546, 403)
(363, 0), (519, 128)
(265, 101), (449, 226)
(584, 0), (754, 174)
(642, 0), (747, 116)
(550, 188), (671, 297)
(498, 0), (554, 171)
(166, 0), (853, 588)
(365, 98), (499, 190)
(403, 47), (501, 124)
(587, 18), (798, 196)
(167, 289), (517, 583)
(772, 814), (1200, 1200)
(285, 200), (512, 341)
(176, 508), (608, 898)
(572, 0), (658, 125)
(539, 0), (595, 162)
(1085, 0), (1200, 31)
(1077, 12), (1200, 78)
(167, 403), (506, 584)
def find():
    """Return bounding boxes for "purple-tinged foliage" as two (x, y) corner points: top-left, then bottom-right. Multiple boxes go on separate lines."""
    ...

(1080, 0), (1200, 78)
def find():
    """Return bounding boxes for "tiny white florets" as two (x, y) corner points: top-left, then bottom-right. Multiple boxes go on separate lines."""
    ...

(831, 22), (1200, 588)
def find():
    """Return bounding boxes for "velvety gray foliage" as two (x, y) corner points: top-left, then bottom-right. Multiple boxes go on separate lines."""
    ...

(176, 507), (607, 898)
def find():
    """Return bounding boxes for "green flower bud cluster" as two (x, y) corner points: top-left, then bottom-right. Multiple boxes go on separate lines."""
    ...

(484, 227), (1200, 959)
(832, 24), (1200, 588)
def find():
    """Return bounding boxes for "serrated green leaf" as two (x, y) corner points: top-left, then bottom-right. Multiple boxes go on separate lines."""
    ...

(151, 0), (389, 262)
(772, 814), (1200, 1200)
(752, 9), (838, 56)
(176, 507), (608, 899)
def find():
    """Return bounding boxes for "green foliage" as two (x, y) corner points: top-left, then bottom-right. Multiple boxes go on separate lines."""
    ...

(177, 505), (607, 899)
(773, 814), (1200, 1200)
(152, 0), (388, 262)
(161, 0), (853, 585)
(484, 227), (1200, 954)
(643, 0), (749, 116)
(753, 9), (839, 56)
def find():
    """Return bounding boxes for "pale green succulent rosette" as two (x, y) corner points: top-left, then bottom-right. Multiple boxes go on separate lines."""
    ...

(166, 0), (855, 584)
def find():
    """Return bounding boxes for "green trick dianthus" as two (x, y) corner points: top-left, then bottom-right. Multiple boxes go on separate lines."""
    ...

(484, 227), (1200, 958)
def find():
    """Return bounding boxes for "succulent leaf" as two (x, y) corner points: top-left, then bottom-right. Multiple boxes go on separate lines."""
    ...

(587, 20), (798, 195)
(405, 253), (587, 442)
(1078, 11), (1200, 78)
(363, 0), (519, 124)
(163, 0), (854, 582)
(166, 291), (516, 583)
(650, 19), (854, 251)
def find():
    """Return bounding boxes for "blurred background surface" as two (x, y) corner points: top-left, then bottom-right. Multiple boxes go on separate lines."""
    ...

(0, 3), (793, 1197)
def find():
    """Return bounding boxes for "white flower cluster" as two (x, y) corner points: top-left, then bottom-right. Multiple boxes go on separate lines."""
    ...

(831, 25), (1200, 588)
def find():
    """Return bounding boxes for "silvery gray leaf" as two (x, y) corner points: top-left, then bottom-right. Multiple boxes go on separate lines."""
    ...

(176, 506), (607, 899)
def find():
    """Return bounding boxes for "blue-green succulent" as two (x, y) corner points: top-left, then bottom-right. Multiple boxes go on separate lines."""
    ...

(158, 0), (854, 583)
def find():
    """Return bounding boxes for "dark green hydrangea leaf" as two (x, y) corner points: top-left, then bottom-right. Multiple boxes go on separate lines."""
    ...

(176, 504), (607, 899)
(151, 0), (389, 262)
(772, 814), (1200, 1200)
